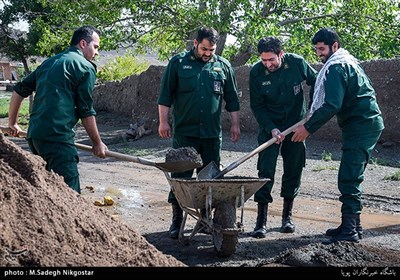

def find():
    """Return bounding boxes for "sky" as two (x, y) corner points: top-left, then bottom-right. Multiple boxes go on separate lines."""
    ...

(0, 1), (27, 31)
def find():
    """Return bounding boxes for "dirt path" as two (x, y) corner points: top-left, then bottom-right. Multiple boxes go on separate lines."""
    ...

(2, 113), (399, 268)
(72, 113), (400, 267)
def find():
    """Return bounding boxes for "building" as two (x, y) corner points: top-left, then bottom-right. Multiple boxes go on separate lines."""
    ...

(0, 58), (19, 82)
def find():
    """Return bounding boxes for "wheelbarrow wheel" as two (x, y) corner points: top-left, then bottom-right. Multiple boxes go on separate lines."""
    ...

(212, 202), (238, 258)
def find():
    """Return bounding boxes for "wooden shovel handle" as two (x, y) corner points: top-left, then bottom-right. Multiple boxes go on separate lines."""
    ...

(0, 126), (157, 167)
(214, 119), (307, 179)
(74, 142), (157, 166)
(0, 126), (27, 138)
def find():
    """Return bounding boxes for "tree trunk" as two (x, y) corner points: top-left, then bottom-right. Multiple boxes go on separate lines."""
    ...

(216, 33), (227, 56)
(230, 49), (252, 67)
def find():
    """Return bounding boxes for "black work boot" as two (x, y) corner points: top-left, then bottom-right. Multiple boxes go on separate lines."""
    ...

(169, 202), (183, 239)
(249, 203), (268, 238)
(323, 214), (360, 244)
(280, 198), (295, 233)
(325, 215), (363, 239)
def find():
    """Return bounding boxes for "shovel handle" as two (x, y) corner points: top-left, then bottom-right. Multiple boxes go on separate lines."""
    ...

(214, 119), (307, 179)
(0, 126), (28, 138)
(74, 142), (157, 166)
(0, 126), (157, 167)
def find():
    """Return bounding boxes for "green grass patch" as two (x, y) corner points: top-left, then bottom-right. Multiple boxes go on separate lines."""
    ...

(321, 151), (333, 161)
(0, 97), (30, 123)
(384, 169), (400, 181)
(369, 157), (392, 166)
(312, 164), (338, 172)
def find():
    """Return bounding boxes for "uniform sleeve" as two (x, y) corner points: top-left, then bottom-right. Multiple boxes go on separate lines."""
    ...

(13, 69), (38, 98)
(76, 66), (97, 118)
(301, 59), (317, 109)
(222, 64), (240, 112)
(305, 65), (346, 134)
(157, 59), (178, 107)
(249, 68), (275, 132)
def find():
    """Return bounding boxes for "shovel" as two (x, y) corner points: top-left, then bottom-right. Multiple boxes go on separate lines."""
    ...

(197, 119), (307, 180)
(0, 126), (201, 173)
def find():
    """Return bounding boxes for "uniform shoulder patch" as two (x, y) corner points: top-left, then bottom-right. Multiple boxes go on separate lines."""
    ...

(215, 55), (232, 68)
(169, 51), (189, 63)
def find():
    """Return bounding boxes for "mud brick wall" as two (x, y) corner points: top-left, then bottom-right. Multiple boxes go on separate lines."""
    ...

(93, 58), (400, 143)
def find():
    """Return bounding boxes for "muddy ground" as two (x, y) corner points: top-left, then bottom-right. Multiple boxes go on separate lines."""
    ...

(2, 113), (400, 273)
(77, 113), (400, 267)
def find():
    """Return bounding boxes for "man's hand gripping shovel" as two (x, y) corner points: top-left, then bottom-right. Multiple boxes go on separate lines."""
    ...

(197, 119), (307, 180)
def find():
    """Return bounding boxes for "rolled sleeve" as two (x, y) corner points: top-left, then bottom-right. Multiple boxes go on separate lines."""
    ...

(13, 71), (37, 98)
(75, 69), (97, 118)
(223, 66), (240, 112)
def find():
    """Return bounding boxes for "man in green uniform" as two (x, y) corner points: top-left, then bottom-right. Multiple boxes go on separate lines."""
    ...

(249, 36), (317, 238)
(158, 27), (240, 239)
(8, 25), (108, 194)
(292, 28), (384, 243)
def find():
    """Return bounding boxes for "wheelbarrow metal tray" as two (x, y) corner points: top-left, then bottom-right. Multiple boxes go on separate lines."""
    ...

(167, 177), (268, 209)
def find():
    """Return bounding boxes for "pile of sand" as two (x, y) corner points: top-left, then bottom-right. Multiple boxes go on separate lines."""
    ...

(0, 134), (185, 267)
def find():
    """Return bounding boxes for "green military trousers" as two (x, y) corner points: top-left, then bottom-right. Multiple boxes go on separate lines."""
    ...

(167, 135), (222, 204)
(28, 139), (81, 193)
(339, 130), (383, 214)
(254, 131), (305, 204)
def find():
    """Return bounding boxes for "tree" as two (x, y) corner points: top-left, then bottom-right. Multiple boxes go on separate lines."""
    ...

(1, 0), (399, 68)
(114, 0), (400, 64)
(0, 0), (48, 75)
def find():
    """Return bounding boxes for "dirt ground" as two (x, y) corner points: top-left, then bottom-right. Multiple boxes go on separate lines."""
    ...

(1, 113), (400, 272)
(0, 133), (185, 268)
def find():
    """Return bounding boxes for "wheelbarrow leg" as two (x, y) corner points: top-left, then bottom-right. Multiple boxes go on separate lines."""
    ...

(205, 186), (212, 220)
(240, 185), (245, 227)
(192, 212), (209, 235)
(179, 209), (207, 245)
(178, 211), (189, 245)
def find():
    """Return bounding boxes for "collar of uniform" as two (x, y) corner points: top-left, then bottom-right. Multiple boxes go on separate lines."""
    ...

(281, 54), (289, 70)
(67, 46), (83, 56)
(89, 60), (97, 71)
(67, 46), (97, 70)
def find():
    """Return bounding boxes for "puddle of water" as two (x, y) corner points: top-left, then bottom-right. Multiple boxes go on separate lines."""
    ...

(119, 188), (144, 209)
(84, 182), (143, 210)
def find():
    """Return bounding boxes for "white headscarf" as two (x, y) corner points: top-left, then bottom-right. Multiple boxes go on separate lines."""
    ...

(309, 48), (360, 117)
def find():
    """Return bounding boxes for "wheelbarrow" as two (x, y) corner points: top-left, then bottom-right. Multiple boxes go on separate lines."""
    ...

(164, 173), (268, 257)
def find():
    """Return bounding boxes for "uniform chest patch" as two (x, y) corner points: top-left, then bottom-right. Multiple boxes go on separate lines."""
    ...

(214, 81), (221, 92)
(262, 81), (271, 86)
(183, 65), (192, 69)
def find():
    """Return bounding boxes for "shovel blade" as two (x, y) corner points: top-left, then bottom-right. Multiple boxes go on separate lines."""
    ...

(197, 161), (220, 180)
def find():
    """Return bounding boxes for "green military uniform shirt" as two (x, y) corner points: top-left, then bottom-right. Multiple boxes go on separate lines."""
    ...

(158, 49), (240, 138)
(14, 47), (97, 144)
(305, 63), (384, 135)
(249, 53), (317, 133)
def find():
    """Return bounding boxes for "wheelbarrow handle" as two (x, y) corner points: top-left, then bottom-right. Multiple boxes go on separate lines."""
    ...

(214, 118), (307, 179)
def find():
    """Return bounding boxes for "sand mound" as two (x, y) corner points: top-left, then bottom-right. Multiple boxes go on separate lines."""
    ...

(0, 134), (185, 267)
